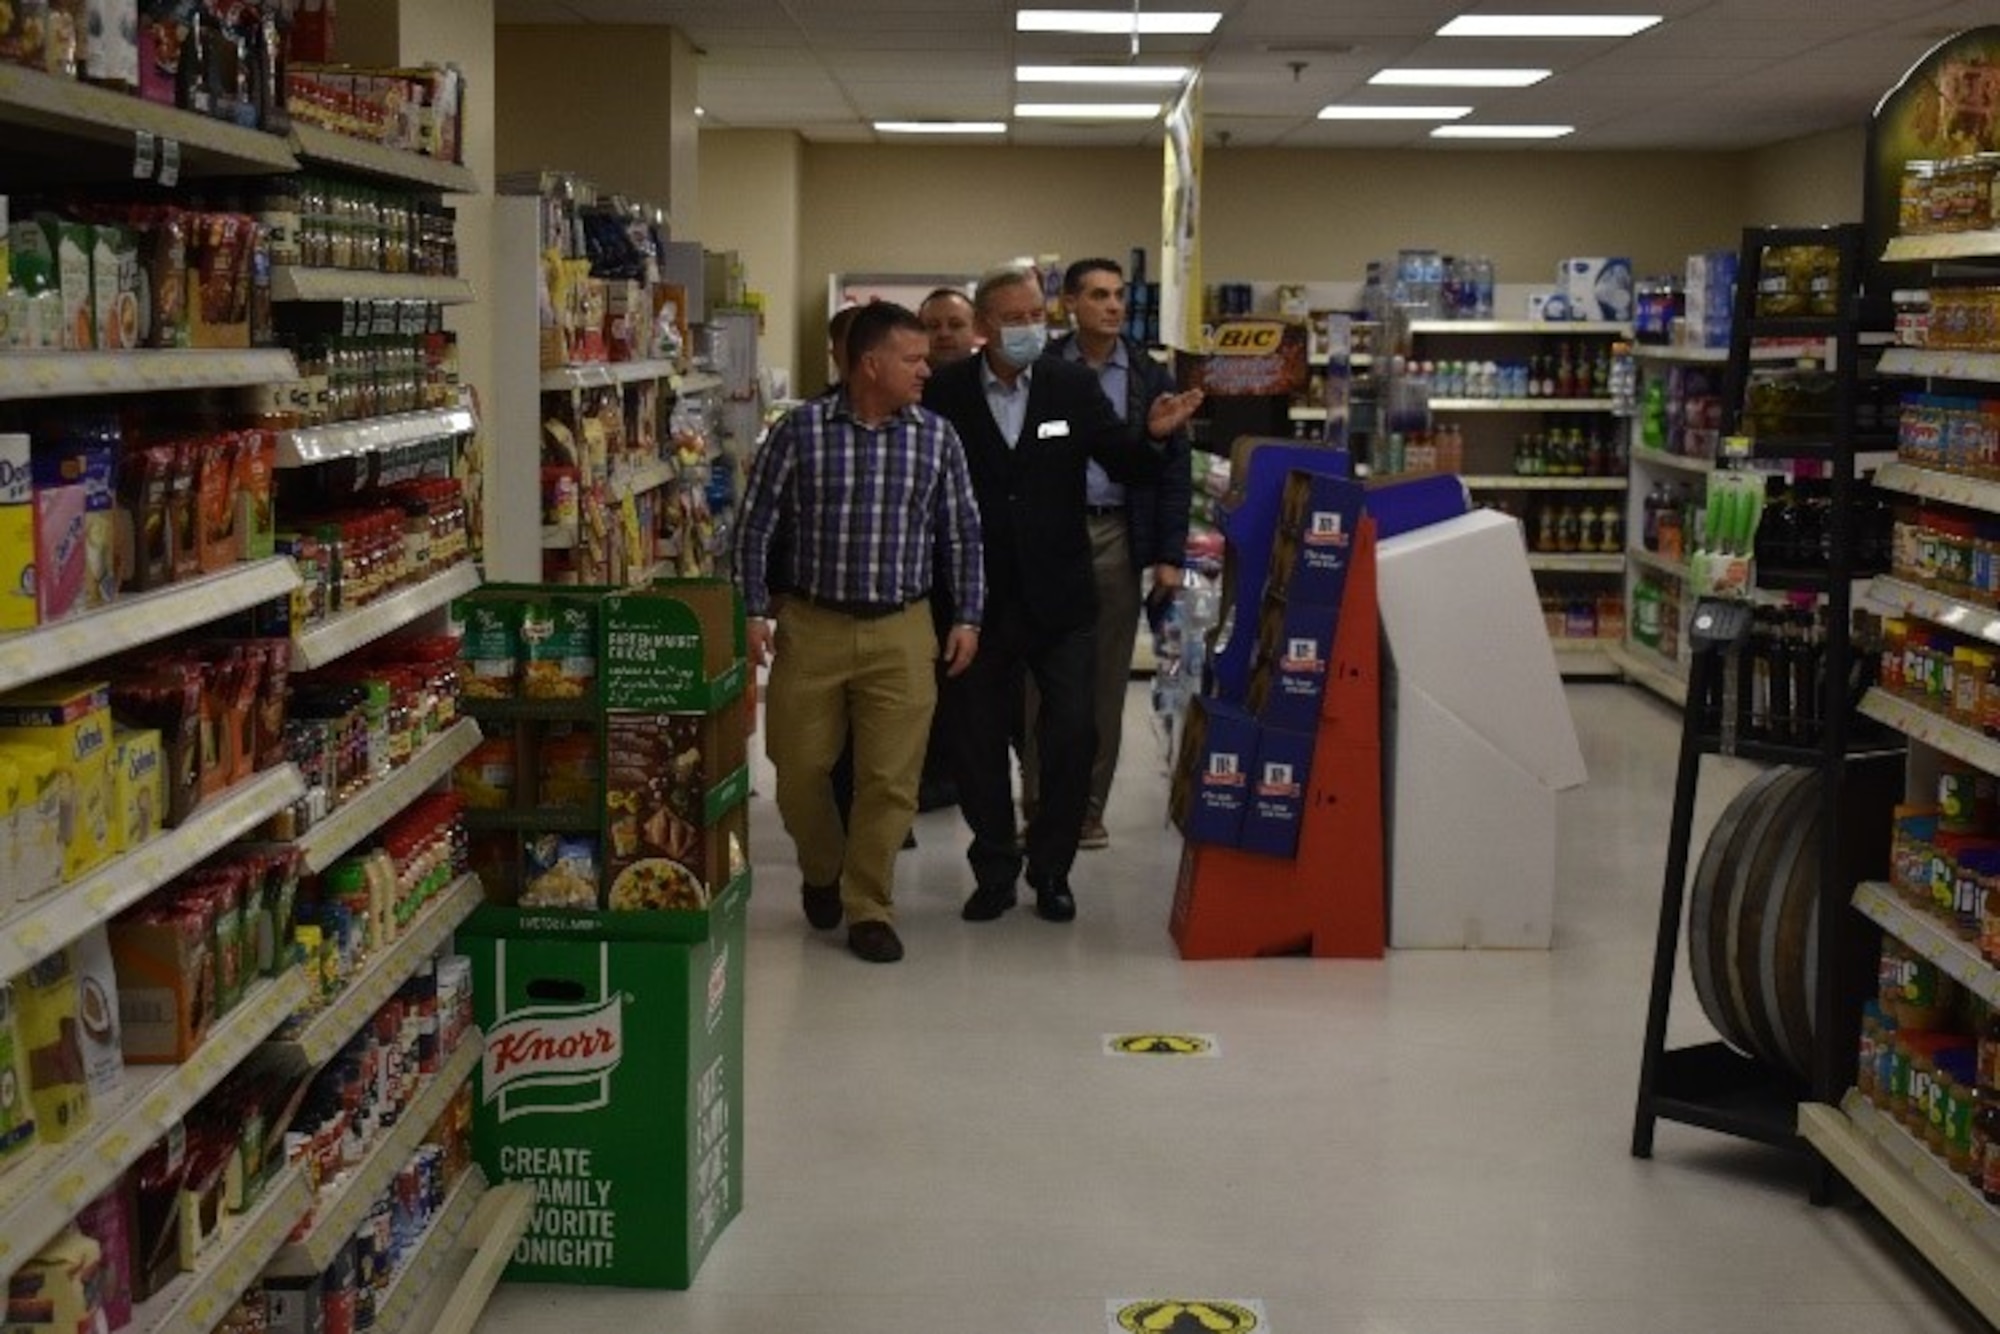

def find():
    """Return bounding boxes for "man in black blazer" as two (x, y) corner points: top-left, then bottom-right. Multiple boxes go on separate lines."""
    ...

(923, 266), (1202, 923)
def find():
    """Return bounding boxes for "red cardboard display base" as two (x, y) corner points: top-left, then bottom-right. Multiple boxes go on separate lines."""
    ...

(1170, 516), (1384, 959)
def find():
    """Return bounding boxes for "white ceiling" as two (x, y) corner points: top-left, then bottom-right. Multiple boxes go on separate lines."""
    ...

(492, 0), (1995, 151)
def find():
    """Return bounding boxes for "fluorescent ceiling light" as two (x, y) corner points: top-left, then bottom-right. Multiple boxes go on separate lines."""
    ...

(694, 106), (706, 117)
(1016, 9), (1221, 35)
(1318, 104), (1472, 121)
(1014, 101), (1164, 119)
(1432, 123), (1575, 139)
(874, 120), (1008, 134)
(1438, 14), (1662, 38)
(1371, 67), (1551, 87)
(1016, 64), (1192, 84)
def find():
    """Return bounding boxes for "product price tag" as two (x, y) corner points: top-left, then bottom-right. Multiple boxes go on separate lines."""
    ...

(132, 130), (156, 180)
(159, 139), (182, 189)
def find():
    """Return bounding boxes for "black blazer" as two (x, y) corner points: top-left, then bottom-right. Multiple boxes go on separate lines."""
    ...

(924, 352), (1165, 634)
(1052, 333), (1193, 576)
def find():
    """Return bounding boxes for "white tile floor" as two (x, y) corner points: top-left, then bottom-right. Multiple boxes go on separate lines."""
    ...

(476, 683), (1989, 1333)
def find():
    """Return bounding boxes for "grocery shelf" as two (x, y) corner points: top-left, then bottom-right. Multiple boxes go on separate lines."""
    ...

(387, 1178), (537, 1334)
(608, 457), (677, 502)
(272, 267), (477, 306)
(541, 358), (680, 392)
(1462, 474), (1627, 491)
(1865, 576), (2000, 645)
(374, 1168), (488, 1333)
(268, 873), (485, 1070)
(1858, 689), (2000, 775)
(0, 63), (298, 176)
(1872, 461), (2000, 517)
(1883, 231), (2000, 263)
(278, 406), (479, 467)
(1430, 397), (1617, 412)
(0, 763), (304, 981)
(1408, 319), (1630, 336)
(1877, 348), (2000, 385)
(1632, 342), (1825, 365)
(672, 370), (725, 395)
(0, 968), (312, 1290)
(1606, 639), (1688, 707)
(291, 562), (483, 670)
(128, 1162), (313, 1334)
(0, 558), (300, 694)
(290, 122), (479, 193)
(266, 1035), (483, 1278)
(1799, 1093), (2000, 1326)
(1853, 881), (2000, 1008)
(1525, 553), (1624, 573)
(1553, 640), (1622, 678)
(1630, 449), (1717, 476)
(0, 349), (301, 401)
(294, 719), (484, 873)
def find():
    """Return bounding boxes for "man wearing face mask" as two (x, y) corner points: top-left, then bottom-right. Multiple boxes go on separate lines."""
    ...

(923, 265), (1203, 924)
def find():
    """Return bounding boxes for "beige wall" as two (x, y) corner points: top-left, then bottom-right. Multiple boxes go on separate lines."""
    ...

(696, 131), (804, 393)
(1743, 125), (1869, 228)
(748, 140), (1753, 391)
(495, 26), (693, 214)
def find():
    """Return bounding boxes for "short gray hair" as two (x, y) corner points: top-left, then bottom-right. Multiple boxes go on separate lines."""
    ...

(973, 266), (1039, 316)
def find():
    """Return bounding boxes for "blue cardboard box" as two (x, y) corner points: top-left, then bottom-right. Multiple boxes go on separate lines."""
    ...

(1247, 595), (1338, 731)
(1239, 724), (1317, 859)
(1172, 696), (1259, 847)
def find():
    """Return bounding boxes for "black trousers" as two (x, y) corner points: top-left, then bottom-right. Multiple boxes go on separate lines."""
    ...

(948, 599), (1096, 889)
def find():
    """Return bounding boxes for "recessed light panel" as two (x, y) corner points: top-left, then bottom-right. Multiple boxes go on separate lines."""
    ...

(1371, 68), (1551, 87)
(1438, 15), (1661, 38)
(1016, 9), (1222, 35)
(1318, 105), (1473, 121)
(1014, 102), (1164, 119)
(1016, 65), (1192, 84)
(874, 121), (1009, 134)
(1431, 123), (1575, 139)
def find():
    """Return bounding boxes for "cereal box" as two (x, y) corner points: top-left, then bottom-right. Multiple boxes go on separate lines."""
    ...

(0, 680), (115, 881)
(111, 726), (163, 854)
(0, 431), (36, 631)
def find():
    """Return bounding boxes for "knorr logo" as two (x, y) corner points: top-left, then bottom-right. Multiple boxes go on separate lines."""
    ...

(483, 994), (625, 1123)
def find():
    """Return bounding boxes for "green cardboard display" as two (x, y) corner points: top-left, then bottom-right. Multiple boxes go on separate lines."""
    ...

(465, 876), (748, 1289)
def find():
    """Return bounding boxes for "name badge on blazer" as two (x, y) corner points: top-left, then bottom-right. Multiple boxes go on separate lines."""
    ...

(1036, 420), (1072, 439)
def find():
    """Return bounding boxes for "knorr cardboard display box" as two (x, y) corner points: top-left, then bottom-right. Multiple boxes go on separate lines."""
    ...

(464, 877), (747, 1289)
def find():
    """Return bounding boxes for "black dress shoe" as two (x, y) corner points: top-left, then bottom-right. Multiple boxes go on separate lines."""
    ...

(961, 884), (1017, 921)
(901, 828), (918, 850)
(1030, 873), (1076, 923)
(801, 881), (842, 930)
(847, 921), (904, 963)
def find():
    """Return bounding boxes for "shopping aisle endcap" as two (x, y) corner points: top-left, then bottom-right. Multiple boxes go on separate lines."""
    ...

(1377, 508), (1587, 790)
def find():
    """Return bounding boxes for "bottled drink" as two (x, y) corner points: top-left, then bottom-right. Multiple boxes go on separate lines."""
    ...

(1473, 256), (1496, 320)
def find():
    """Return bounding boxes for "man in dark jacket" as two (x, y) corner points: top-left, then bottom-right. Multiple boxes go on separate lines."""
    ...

(922, 266), (1201, 923)
(1022, 258), (1193, 850)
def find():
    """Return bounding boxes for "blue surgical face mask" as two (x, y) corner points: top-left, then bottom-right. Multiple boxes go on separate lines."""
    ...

(998, 322), (1048, 367)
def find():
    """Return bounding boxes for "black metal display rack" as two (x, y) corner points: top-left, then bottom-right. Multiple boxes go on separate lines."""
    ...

(1629, 224), (1905, 1180)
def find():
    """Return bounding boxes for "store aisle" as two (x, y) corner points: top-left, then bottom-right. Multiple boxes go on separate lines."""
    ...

(477, 684), (1984, 1334)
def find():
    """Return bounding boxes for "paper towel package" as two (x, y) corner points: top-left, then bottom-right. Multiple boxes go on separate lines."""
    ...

(1376, 508), (1586, 948)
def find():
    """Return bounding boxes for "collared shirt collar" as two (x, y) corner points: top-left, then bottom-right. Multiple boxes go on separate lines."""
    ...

(979, 353), (1032, 396)
(828, 387), (924, 428)
(1060, 333), (1129, 373)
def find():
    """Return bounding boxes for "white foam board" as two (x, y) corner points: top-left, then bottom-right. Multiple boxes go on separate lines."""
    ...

(1389, 684), (1559, 949)
(1377, 508), (1587, 791)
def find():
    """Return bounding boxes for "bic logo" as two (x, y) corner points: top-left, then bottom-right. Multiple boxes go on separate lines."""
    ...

(1211, 322), (1285, 355)
(1111, 1298), (1261, 1331)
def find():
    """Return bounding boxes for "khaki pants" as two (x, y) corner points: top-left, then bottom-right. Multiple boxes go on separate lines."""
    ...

(1023, 514), (1141, 822)
(766, 600), (937, 925)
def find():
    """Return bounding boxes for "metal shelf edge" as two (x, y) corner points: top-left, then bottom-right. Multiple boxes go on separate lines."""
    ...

(292, 563), (483, 670)
(294, 719), (484, 873)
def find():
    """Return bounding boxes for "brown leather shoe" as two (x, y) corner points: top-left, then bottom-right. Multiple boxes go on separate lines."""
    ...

(847, 920), (904, 963)
(802, 881), (842, 930)
(1078, 819), (1109, 850)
